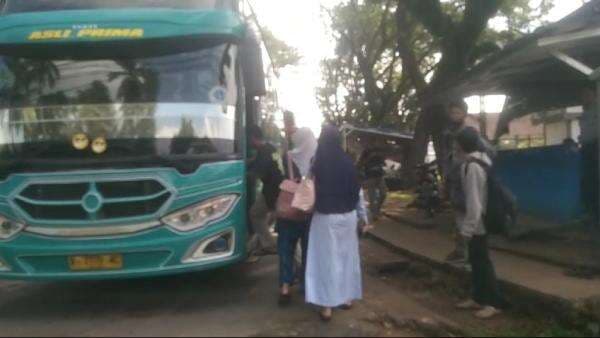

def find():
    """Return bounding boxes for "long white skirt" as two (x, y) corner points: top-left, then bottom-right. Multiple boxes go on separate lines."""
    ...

(305, 211), (362, 307)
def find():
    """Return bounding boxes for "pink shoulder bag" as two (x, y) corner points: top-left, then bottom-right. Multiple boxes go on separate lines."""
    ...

(276, 143), (311, 222)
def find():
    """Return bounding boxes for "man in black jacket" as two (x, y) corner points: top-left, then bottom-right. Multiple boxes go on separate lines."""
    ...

(360, 148), (388, 221)
(442, 100), (495, 267)
(247, 125), (283, 256)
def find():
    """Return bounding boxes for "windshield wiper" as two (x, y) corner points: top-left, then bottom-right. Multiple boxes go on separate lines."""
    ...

(0, 152), (242, 177)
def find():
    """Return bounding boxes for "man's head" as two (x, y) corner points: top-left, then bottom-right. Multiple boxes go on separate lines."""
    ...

(582, 84), (596, 107)
(248, 125), (265, 149)
(455, 127), (482, 156)
(283, 110), (297, 136)
(447, 100), (469, 126)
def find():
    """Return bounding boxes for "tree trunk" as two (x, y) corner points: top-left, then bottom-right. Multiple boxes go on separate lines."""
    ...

(403, 107), (430, 186)
(404, 104), (448, 187)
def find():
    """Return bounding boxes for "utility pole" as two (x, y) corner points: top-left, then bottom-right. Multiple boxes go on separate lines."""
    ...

(479, 95), (488, 140)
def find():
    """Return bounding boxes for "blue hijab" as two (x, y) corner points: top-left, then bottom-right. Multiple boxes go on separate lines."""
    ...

(313, 125), (360, 214)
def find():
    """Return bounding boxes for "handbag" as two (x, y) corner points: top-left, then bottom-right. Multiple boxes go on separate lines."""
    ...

(291, 175), (315, 212)
(276, 141), (311, 222)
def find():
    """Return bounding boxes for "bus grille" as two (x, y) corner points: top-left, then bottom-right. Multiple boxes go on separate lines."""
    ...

(13, 179), (173, 223)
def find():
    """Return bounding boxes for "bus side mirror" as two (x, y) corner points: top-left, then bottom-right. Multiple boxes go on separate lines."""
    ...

(240, 30), (267, 97)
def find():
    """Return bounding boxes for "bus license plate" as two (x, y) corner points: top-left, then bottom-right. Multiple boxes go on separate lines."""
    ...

(68, 254), (123, 271)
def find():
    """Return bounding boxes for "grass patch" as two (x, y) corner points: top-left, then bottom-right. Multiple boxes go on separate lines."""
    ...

(467, 321), (587, 337)
(387, 191), (415, 204)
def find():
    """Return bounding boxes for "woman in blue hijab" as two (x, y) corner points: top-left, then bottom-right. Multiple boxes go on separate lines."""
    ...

(305, 125), (370, 321)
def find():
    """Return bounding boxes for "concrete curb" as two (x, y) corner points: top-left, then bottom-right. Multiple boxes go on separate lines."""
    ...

(383, 212), (596, 271)
(382, 212), (439, 230)
(366, 231), (580, 325)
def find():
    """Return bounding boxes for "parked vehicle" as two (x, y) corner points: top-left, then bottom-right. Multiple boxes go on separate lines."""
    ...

(0, 0), (267, 280)
(409, 162), (441, 218)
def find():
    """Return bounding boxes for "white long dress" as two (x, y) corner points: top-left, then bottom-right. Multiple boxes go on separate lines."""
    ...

(305, 191), (369, 307)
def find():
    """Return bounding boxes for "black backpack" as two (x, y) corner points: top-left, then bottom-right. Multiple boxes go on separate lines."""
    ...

(465, 158), (517, 235)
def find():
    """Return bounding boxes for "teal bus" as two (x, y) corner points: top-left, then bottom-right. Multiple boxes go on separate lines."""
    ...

(0, 0), (267, 280)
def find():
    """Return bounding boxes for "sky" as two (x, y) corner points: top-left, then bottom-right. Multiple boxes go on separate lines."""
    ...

(251, 0), (587, 131)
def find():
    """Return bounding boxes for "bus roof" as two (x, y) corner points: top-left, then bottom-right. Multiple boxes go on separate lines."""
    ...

(0, 8), (245, 50)
(3, 0), (238, 14)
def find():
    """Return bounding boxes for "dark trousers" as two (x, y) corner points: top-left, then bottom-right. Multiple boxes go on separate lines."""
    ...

(581, 142), (599, 226)
(276, 219), (309, 287)
(468, 235), (506, 309)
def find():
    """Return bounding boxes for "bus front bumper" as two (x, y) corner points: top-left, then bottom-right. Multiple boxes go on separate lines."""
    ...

(0, 225), (247, 281)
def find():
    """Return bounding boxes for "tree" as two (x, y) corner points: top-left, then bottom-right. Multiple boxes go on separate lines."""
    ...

(318, 1), (409, 128)
(320, 0), (558, 182)
(317, 57), (368, 126)
(260, 27), (302, 70)
(255, 27), (302, 120)
(397, 0), (555, 182)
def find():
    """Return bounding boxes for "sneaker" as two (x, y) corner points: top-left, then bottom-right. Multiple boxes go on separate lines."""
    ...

(445, 250), (467, 264)
(475, 306), (502, 319)
(450, 262), (472, 272)
(463, 264), (472, 272)
(456, 299), (482, 310)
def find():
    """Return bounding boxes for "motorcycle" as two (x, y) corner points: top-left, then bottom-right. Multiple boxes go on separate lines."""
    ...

(409, 162), (441, 218)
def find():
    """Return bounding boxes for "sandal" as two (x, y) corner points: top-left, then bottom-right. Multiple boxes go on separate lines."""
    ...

(319, 308), (332, 322)
(339, 303), (353, 311)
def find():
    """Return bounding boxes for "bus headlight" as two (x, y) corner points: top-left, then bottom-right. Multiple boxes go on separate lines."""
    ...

(162, 195), (239, 232)
(0, 216), (25, 240)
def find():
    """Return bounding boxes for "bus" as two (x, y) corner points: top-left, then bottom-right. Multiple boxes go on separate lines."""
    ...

(0, 0), (267, 280)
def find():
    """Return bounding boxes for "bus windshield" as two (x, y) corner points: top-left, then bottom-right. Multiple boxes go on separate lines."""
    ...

(0, 43), (240, 177)
(3, 0), (236, 13)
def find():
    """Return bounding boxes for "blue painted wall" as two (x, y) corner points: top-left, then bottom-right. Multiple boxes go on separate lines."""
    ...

(495, 145), (584, 225)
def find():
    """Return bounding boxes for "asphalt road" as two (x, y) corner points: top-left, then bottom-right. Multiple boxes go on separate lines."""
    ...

(0, 240), (421, 337)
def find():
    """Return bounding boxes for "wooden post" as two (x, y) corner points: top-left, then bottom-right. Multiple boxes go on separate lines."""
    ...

(479, 95), (488, 139)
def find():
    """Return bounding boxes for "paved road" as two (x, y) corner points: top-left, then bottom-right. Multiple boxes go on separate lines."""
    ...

(0, 240), (423, 337)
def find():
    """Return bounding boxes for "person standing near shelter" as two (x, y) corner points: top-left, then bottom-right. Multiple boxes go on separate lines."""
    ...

(579, 85), (599, 228)
(454, 127), (507, 319)
(277, 112), (318, 306)
(305, 125), (370, 322)
(443, 100), (494, 267)
(359, 148), (388, 221)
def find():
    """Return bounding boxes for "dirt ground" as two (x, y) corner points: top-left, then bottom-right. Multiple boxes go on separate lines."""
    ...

(361, 239), (588, 337)
(0, 239), (422, 337)
(0, 237), (587, 337)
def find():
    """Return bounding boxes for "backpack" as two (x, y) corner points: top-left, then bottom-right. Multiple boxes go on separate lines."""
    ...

(465, 158), (517, 235)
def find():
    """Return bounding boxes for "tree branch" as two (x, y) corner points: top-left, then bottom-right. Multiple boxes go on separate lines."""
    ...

(367, 0), (394, 64)
(405, 0), (455, 40)
(459, 0), (505, 51)
(376, 49), (399, 82)
(395, 2), (427, 94)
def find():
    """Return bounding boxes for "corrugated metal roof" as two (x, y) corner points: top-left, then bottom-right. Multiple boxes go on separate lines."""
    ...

(340, 124), (414, 140)
(437, 0), (600, 138)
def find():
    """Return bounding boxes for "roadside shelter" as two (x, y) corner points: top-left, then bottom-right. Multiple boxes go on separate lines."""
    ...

(340, 124), (414, 190)
(340, 124), (413, 163)
(438, 0), (600, 233)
